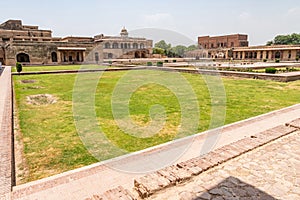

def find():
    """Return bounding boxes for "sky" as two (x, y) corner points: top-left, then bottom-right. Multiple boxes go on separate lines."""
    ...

(0, 0), (299, 46)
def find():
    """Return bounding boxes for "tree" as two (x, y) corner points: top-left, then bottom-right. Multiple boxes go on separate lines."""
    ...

(16, 62), (22, 74)
(154, 40), (171, 51)
(267, 33), (300, 45)
(152, 47), (165, 55)
(187, 45), (198, 51)
(170, 45), (187, 57)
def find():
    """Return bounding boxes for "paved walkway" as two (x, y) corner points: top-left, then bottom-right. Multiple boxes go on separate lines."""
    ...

(11, 104), (300, 200)
(0, 66), (13, 200)
(148, 130), (300, 200)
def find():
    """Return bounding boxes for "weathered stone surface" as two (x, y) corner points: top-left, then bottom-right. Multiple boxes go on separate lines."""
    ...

(286, 118), (300, 128)
(144, 129), (300, 199)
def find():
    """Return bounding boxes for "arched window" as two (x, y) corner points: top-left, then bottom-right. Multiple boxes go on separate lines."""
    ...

(16, 53), (30, 62)
(140, 43), (145, 49)
(51, 52), (57, 62)
(108, 53), (113, 59)
(124, 43), (128, 49)
(112, 43), (118, 49)
(127, 43), (131, 49)
(105, 42), (111, 49)
(121, 43), (124, 49)
(133, 43), (138, 49)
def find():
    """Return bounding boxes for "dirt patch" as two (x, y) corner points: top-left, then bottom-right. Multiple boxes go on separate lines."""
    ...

(24, 86), (44, 90)
(21, 80), (36, 84)
(26, 94), (57, 105)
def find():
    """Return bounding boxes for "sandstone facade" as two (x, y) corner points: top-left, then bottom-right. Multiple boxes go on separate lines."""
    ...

(0, 20), (152, 66)
(197, 34), (300, 61)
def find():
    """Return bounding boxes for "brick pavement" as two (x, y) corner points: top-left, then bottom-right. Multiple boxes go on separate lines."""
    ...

(132, 121), (299, 199)
(0, 66), (13, 200)
(83, 120), (300, 200)
(146, 130), (300, 200)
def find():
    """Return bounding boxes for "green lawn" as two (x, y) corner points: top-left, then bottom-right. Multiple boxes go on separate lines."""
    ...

(14, 70), (300, 183)
(11, 65), (110, 72)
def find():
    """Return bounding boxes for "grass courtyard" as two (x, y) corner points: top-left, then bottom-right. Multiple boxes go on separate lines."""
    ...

(13, 69), (300, 183)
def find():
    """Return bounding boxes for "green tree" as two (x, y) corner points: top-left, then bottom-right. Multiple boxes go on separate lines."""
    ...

(187, 45), (198, 51)
(154, 40), (171, 51)
(267, 33), (300, 45)
(152, 47), (165, 55)
(170, 45), (187, 57)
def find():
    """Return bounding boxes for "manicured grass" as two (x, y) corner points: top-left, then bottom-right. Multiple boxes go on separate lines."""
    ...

(14, 70), (300, 182)
(11, 65), (108, 72)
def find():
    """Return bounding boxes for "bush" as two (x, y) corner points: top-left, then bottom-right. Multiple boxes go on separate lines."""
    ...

(173, 59), (177, 63)
(157, 61), (163, 67)
(265, 68), (277, 74)
(147, 62), (152, 66)
(275, 59), (280, 63)
(16, 62), (23, 73)
(263, 59), (267, 62)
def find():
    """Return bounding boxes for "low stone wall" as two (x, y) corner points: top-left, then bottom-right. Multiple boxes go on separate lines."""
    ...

(147, 67), (300, 82)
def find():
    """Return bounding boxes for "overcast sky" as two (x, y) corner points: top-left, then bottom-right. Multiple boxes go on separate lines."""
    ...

(0, 0), (299, 46)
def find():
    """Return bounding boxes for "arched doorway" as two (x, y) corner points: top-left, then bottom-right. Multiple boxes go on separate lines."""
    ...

(51, 52), (57, 62)
(95, 52), (99, 62)
(141, 52), (146, 58)
(108, 53), (113, 59)
(135, 52), (140, 58)
(275, 51), (281, 59)
(16, 53), (30, 63)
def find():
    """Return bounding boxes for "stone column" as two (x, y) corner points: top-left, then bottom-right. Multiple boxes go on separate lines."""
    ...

(263, 51), (267, 59)
(82, 51), (86, 62)
(257, 51), (261, 60)
(242, 51), (246, 60)
(57, 52), (61, 64)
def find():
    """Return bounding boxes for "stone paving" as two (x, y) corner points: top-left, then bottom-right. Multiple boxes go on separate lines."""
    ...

(132, 124), (297, 199)
(146, 130), (300, 200)
(0, 66), (13, 200)
(85, 121), (300, 200)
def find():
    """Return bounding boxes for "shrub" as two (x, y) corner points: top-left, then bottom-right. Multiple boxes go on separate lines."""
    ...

(173, 59), (177, 63)
(265, 68), (277, 74)
(263, 59), (267, 62)
(147, 62), (152, 66)
(16, 62), (23, 73)
(157, 61), (163, 67)
(275, 59), (280, 63)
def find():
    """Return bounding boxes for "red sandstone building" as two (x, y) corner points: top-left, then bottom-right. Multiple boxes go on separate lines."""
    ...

(198, 34), (249, 49)
(197, 34), (300, 61)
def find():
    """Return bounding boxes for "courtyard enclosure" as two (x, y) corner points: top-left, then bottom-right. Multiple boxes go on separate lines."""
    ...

(13, 69), (300, 183)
